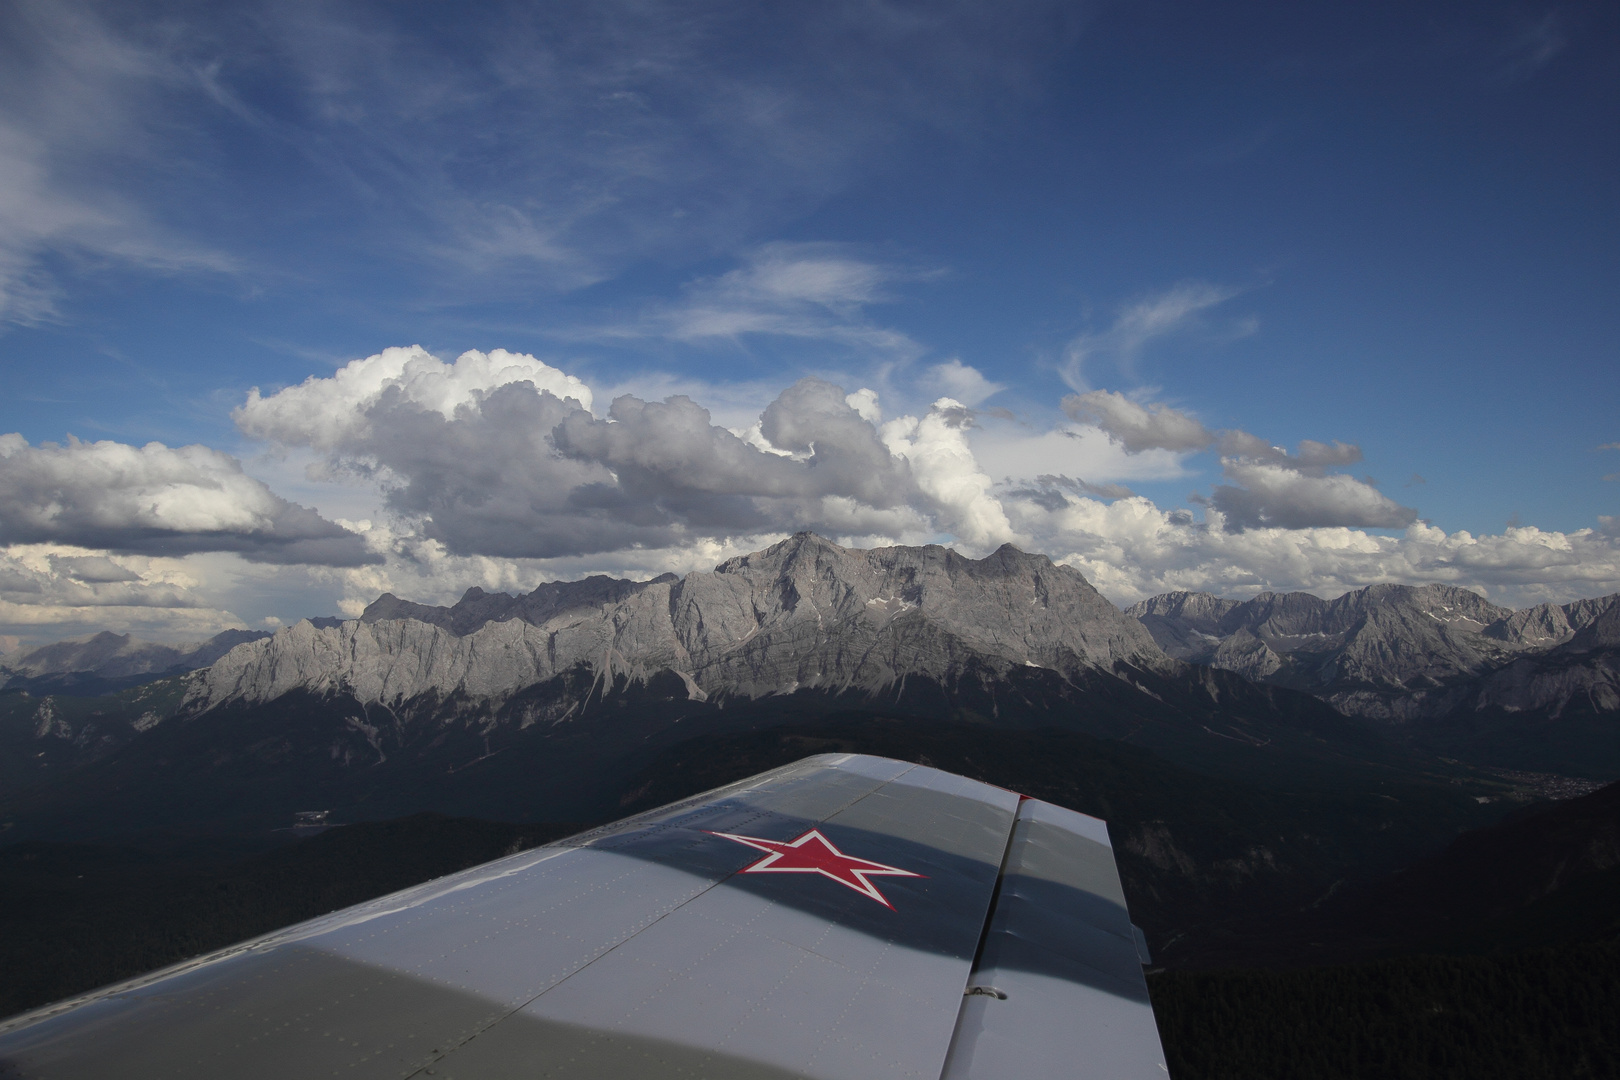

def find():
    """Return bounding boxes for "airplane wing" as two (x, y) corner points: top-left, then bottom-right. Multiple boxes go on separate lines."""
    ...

(0, 753), (1170, 1079)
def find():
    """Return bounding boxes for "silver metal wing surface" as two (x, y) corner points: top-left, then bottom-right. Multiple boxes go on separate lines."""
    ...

(0, 753), (1170, 1079)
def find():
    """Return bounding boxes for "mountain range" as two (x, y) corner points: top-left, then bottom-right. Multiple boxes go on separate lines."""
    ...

(8, 533), (1612, 777)
(1, 534), (1467, 839)
(2, 532), (1617, 977)
(1128, 585), (1619, 714)
(192, 534), (1168, 716)
(1128, 584), (1620, 773)
(4, 534), (1616, 799)
(0, 629), (276, 696)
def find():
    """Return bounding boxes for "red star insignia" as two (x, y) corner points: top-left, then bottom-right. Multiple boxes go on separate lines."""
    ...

(706, 827), (926, 909)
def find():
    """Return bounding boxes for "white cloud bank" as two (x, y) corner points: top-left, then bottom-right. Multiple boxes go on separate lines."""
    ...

(0, 432), (374, 565)
(237, 346), (594, 452)
(236, 346), (1006, 559)
(5, 346), (1617, 643)
(233, 347), (1619, 610)
(1009, 496), (1620, 607)
(0, 545), (263, 643)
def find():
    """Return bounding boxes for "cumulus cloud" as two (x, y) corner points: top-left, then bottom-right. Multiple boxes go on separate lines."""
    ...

(882, 398), (1016, 548)
(1215, 431), (1361, 470)
(969, 421), (1188, 488)
(1001, 494), (1620, 608)
(0, 552), (193, 611)
(1039, 474), (1136, 501)
(928, 360), (1004, 407)
(0, 544), (265, 644)
(49, 554), (141, 583)
(1062, 390), (1215, 454)
(216, 347), (1620, 625)
(1204, 434), (1416, 532)
(236, 346), (592, 453)
(236, 348), (1017, 559)
(1204, 461), (1419, 531)
(1058, 389), (1414, 532)
(549, 380), (924, 549)
(845, 388), (882, 424)
(0, 433), (374, 565)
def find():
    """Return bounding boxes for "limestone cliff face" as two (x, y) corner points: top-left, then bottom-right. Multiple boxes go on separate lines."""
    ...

(1468, 649), (1620, 716)
(1485, 602), (1577, 649)
(1209, 629), (1283, 682)
(1125, 592), (1239, 659)
(194, 534), (1170, 713)
(359, 574), (677, 637)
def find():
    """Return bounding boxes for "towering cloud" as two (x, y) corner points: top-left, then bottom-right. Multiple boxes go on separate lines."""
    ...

(234, 348), (1015, 559)
(235, 346), (593, 450)
(221, 348), (1619, 611)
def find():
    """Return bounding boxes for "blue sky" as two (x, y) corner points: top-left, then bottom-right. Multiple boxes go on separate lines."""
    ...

(1, 0), (1617, 645)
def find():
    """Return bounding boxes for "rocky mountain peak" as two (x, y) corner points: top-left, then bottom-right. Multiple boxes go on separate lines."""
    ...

(1226, 591), (1333, 638)
(1330, 583), (1509, 628)
(1125, 591), (1240, 628)
(1567, 600), (1620, 652)
(712, 530), (844, 574)
(1485, 602), (1575, 648)
(1563, 595), (1620, 634)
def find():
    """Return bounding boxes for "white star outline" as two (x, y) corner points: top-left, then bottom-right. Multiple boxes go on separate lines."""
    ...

(705, 827), (926, 909)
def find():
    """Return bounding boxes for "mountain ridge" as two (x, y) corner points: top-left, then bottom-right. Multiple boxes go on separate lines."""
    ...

(191, 533), (1171, 715)
(0, 629), (277, 696)
(1128, 584), (1619, 713)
